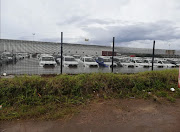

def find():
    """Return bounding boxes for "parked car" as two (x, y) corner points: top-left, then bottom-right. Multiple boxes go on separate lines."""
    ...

(53, 54), (61, 64)
(139, 59), (152, 68)
(169, 60), (180, 67)
(120, 59), (134, 68)
(96, 56), (117, 67)
(17, 53), (30, 59)
(0, 55), (2, 66)
(1, 52), (17, 64)
(80, 56), (99, 68)
(16, 54), (24, 60)
(63, 56), (78, 68)
(157, 60), (176, 68)
(39, 55), (57, 67)
(152, 60), (164, 68)
(110, 57), (123, 67)
(130, 59), (143, 67)
(73, 55), (81, 62)
(38, 54), (52, 60)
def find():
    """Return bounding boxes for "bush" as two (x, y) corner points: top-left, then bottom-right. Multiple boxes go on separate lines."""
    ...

(0, 69), (179, 107)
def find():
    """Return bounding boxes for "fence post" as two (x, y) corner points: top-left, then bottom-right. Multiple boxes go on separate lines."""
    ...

(152, 40), (155, 71)
(112, 37), (115, 73)
(60, 32), (63, 74)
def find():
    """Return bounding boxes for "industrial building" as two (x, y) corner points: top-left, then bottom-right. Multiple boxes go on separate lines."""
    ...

(0, 39), (179, 57)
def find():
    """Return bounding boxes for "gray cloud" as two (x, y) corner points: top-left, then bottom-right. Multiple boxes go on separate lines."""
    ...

(79, 21), (180, 46)
(2, 0), (180, 49)
(57, 16), (114, 26)
(39, 38), (61, 42)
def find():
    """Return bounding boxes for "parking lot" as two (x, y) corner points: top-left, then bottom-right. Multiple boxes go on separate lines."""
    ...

(0, 54), (178, 75)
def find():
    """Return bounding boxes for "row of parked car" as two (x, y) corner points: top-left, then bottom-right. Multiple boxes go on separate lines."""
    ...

(114, 57), (180, 68)
(0, 51), (30, 66)
(37, 53), (180, 68)
(38, 54), (99, 68)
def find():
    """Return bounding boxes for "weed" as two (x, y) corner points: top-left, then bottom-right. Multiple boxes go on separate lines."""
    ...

(0, 69), (179, 120)
(156, 91), (168, 97)
(167, 96), (176, 103)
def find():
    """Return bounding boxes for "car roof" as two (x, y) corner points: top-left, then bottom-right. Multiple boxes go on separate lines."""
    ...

(98, 56), (110, 58)
(73, 55), (81, 57)
(82, 56), (93, 58)
(64, 56), (74, 58)
(41, 54), (52, 56)
(41, 55), (53, 57)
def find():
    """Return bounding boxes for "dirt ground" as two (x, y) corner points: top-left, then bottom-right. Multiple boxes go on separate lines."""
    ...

(1, 98), (180, 132)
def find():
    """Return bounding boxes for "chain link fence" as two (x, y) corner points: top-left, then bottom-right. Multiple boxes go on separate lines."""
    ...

(0, 39), (180, 75)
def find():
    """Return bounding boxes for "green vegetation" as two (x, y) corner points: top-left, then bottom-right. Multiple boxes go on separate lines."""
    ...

(0, 69), (180, 120)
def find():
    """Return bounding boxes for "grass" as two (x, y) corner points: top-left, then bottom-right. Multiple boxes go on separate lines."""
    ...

(0, 103), (79, 120)
(0, 69), (180, 120)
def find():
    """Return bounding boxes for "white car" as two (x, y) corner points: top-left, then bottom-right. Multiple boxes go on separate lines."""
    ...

(139, 59), (152, 68)
(16, 54), (24, 60)
(73, 55), (81, 62)
(39, 55), (57, 67)
(63, 56), (78, 67)
(174, 61), (180, 67)
(130, 59), (143, 67)
(38, 54), (52, 60)
(80, 57), (99, 68)
(152, 60), (164, 68)
(120, 59), (134, 68)
(157, 60), (176, 68)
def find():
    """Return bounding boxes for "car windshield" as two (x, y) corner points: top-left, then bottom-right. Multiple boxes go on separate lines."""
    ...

(85, 58), (95, 62)
(97, 58), (103, 62)
(176, 61), (180, 64)
(112, 58), (120, 62)
(42, 57), (54, 61)
(54, 55), (61, 58)
(143, 60), (149, 63)
(5, 54), (12, 57)
(150, 60), (158, 63)
(135, 60), (142, 63)
(65, 57), (75, 61)
(120, 59), (130, 63)
(73, 55), (81, 59)
(162, 61), (171, 64)
(103, 58), (111, 62)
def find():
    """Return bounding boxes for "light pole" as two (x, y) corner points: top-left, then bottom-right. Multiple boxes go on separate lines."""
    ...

(32, 33), (35, 41)
(169, 43), (170, 58)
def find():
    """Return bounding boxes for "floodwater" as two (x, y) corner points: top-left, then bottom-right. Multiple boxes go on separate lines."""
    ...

(0, 58), (177, 75)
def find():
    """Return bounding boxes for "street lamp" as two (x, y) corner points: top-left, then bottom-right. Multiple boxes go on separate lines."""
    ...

(32, 33), (35, 41)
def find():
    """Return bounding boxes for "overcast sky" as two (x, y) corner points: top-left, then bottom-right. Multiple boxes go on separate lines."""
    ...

(1, 0), (180, 49)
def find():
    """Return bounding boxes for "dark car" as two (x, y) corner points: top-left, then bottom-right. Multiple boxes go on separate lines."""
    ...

(95, 57), (107, 67)
(0, 56), (3, 66)
(111, 57), (123, 67)
(1, 52), (17, 64)
(53, 54), (61, 64)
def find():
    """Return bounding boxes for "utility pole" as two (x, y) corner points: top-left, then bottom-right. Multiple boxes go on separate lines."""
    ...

(152, 40), (155, 71)
(60, 32), (63, 74)
(111, 37), (115, 73)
